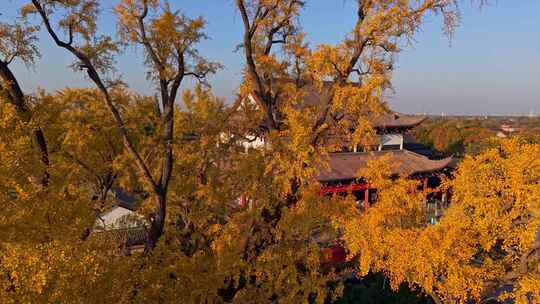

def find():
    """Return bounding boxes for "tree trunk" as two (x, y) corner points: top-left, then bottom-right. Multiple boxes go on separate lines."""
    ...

(145, 193), (167, 251)
(0, 60), (50, 187)
(429, 292), (444, 304)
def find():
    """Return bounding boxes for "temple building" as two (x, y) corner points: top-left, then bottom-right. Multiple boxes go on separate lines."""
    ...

(314, 113), (454, 263)
(232, 83), (455, 230)
(92, 188), (148, 254)
(317, 112), (453, 217)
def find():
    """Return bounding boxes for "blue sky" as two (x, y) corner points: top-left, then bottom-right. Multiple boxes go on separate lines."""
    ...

(4, 0), (540, 115)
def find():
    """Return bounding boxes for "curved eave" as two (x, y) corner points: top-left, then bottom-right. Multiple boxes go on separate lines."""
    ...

(409, 155), (454, 175)
(316, 150), (453, 182)
(373, 115), (428, 130)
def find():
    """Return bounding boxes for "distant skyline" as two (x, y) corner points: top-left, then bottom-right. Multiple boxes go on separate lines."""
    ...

(4, 0), (540, 115)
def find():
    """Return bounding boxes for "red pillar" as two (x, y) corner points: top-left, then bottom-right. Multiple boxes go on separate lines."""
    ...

(364, 187), (370, 210)
(422, 177), (428, 204)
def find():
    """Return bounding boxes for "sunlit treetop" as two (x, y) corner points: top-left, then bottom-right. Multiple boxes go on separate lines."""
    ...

(341, 138), (540, 304)
(0, 20), (40, 66)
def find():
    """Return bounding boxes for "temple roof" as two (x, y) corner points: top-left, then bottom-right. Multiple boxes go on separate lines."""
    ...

(239, 81), (426, 130)
(371, 112), (427, 129)
(93, 227), (147, 246)
(291, 85), (427, 128)
(316, 150), (453, 182)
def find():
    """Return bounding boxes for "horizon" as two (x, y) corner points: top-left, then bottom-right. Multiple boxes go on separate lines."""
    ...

(4, 0), (540, 115)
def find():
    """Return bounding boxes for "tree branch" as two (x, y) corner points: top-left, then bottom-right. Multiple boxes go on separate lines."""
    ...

(32, 0), (159, 193)
(236, 0), (279, 131)
(136, 1), (166, 74)
(0, 58), (50, 186)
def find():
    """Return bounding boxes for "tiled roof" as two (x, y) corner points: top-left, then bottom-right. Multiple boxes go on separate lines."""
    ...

(371, 112), (427, 129)
(237, 81), (426, 129)
(109, 187), (148, 211)
(316, 150), (453, 182)
(93, 227), (147, 246)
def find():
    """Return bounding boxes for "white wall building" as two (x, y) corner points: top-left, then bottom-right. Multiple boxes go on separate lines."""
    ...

(94, 205), (146, 231)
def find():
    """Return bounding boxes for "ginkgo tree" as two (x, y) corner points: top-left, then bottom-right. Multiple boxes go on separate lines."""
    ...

(0, 19), (49, 187)
(24, 0), (220, 250)
(234, 0), (459, 201)
(3, 1), (534, 304)
(340, 138), (540, 304)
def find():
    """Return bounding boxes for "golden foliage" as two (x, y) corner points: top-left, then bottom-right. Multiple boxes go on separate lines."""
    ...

(2, 1), (532, 304)
(343, 138), (540, 303)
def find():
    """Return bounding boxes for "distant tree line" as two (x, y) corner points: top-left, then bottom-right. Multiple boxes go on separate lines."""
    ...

(412, 117), (540, 157)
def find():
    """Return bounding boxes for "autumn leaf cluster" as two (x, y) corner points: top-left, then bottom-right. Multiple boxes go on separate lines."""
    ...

(1, 1), (537, 304)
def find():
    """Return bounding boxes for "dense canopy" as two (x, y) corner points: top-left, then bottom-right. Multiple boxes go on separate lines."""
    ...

(0, 1), (538, 303)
